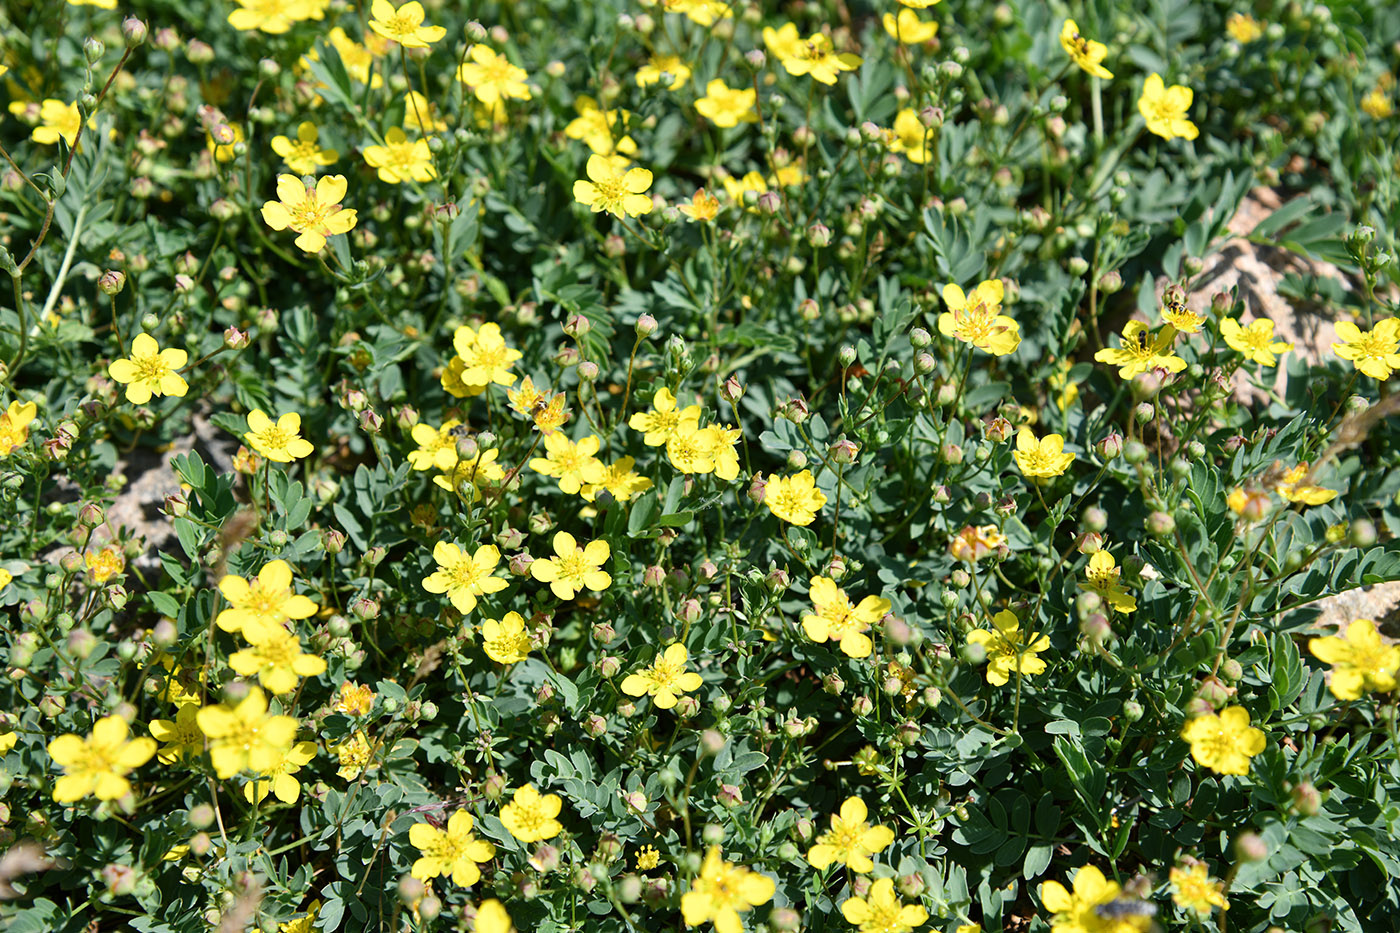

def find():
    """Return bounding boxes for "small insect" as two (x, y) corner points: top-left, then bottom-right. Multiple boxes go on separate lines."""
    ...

(448, 423), (474, 439)
(1095, 897), (1158, 920)
(1134, 329), (1153, 350)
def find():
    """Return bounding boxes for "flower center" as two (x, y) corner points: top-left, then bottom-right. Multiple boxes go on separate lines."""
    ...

(1353, 331), (1398, 358)
(555, 552), (590, 581)
(385, 14), (417, 36)
(133, 352), (169, 381)
(256, 425), (292, 450)
(450, 558), (485, 589)
(289, 196), (335, 232)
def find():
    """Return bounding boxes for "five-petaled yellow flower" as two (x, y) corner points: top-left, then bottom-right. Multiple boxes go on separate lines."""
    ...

(230, 625), (328, 694)
(1139, 73), (1199, 140)
(244, 409), (315, 463)
(1331, 318), (1400, 379)
(47, 715), (157, 802)
(409, 810), (497, 887)
(807, 797), (895, 872)
(228, 0), (327, 34)
(108, 333), (189, 405)
(31, 99), (86, 147)
(500, 783), (565, 842)
(842, 877), (929, 933)
(150, 704), (205, 765)
(695, 79), (758, 128)
(939, 280), (1021, 356)
(1275, 463), (1337, 506)
(887, 109), (932, 164)
(1170, 862), (1229, 916)
(1060, 19), (1113, 79)
(530, 531), (612, 600)
(261, 174), (357, 253)
(636, 54), (692, 90)
(681, 846), (776, 933)
(482, 611), (533, 664)
(1226, 13), (1264, 44)
(1012, 428), (1076, 481)
(621, 644), (704, 709)
(801, 576), (890, 659)
(196, 687), (300, 779)
(1079, 550), (1136, 613)
(1222, 317), (1293, 367)
(529, 432), (607, 494)
(967, 610), (1051, 686)
(679, 188), (721, 221)
(764, 470), (828, 526)
(457, 45), (532, 107)
(1094, 322), (1186, 379)
(573, 154), (655, 218)
(774, 29), (862, 85)
(0, 400), (39, 458)
(422, 542), (508, 614)
(1180, 705), (1266, 775)
(363, 127), (437, 184)
(271, 121), (338, 174)
(629, 388), (702, 445)
(1041, 865), (1146, 933)
(1309, 618), (1400, 701)
(367, 0), (446, 47)
(883, 8), (938, 44)
(217, 559), (319, 636)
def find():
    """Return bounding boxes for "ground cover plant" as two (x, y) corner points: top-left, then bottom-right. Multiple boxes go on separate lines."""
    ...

(3, 0), (1400, 930)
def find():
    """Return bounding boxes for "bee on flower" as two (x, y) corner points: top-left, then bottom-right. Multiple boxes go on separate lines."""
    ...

(1060, 19), (1113, 79)
(1094, 322), (1186, 379)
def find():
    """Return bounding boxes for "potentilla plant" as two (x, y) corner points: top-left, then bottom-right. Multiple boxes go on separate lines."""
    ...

(1, 0), (1399, 931)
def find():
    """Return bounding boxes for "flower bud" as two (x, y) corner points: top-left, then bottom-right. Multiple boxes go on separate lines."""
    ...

(122, 17), (148, 46)
(99, 270), (126, 296)
(1290, 781), (1321, 816)
(829, 438), (859, 464)
(1235, 832), (1268, 862)
(1145, 510), (1175, 537)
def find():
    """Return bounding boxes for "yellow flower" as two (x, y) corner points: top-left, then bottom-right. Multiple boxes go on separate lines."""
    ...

(227, 0), (327, 34)
(764, 470), (827, 526)
(68, 0), (118, 7)
(1170, 863), (1228, 915)
(664, 0), (733, 26)
(807, 797), (895, 872)
(573, 154), (654, 218)
(363, 127), (436, 184)
(580, 456), (654, 503)
(500, 783), (565, 842)
(1139, 74), (1199, 140)
(1041, 865), (1148, 933)
(1361, 86), (1394, 119)
(245, 740), (316, 804)
(402, 91), (447, 133)
(47, 715), (156, 802)
(967, 610), (1050, 686)
(629, 388), (701, 445)
(842, 877), (929, 933)
(408, 420), (462, 471)
(802, 576), (890, 659)
(244, 409), (315, 462)
(1309, 618), (1400, 700)
(197, 687), (300, 779)
(1094, 321), (1186, 379)
(85, 547), (124, 583)
(217, 559), (318, 636)
(0, 400), (39, 458)
(32, 99), (87, 147)
(1221, 317), (1292, 366)
(939, 280), (1021, 356)
(367, 0), (445, 47)
(1161, 306), (1205, 334)
(950, 524), (1005, 562)
(454, 322), (523, 388)
(271, 122), (338, 175)
(776, 31), (862, 85)
(0, 568), (12, 593)
(721, 170), (768, 206)
(1226, 13), (1264, 43)
(1181, 705), (1266, 775)
(621, 644), (704, 710)
(320, 27), (384, 88)
(529, 432), (606, 494)
(1226, 486), (1271, 522)
(422, 542), (508, 614)
(679, 188), (721, 221)
(695, 78), (757, 128)
(564, 96), (637, 156)
(230, 626), (328, 695)
(334, 682), (376, 716)
(1060, 20), (1113, 79)
(636, 845), (662, 871)
(681, 846), (776, 933)
(1079, 550), (1136, 613)
(667, 424), (716, 475)
(1331, 318), (1400, 379)
(897, 0), (940, 8)
(335, 730), (374, 779)
(1275, 463), (1337, 505)
(887, 109), (931, 164)
(409, 810), (497, 886)
(107, 333), (189, 405)
(1013, 428), (1076, 481)
(530, 531), (611, 600)
(761, 22), (804, 57)
(703, 425), (742, 482)
(883, 9), (938, 44)
(636, 54), (692, 90)
(956, 926), (983, 933)
(262, 174), (355, 253)
(475, 900), (515, 933)
(1049, 360), (1079, 412)
(482, 611), (532, 664)
(278, 902), (321, 933)
(456, 45), (532, 107)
